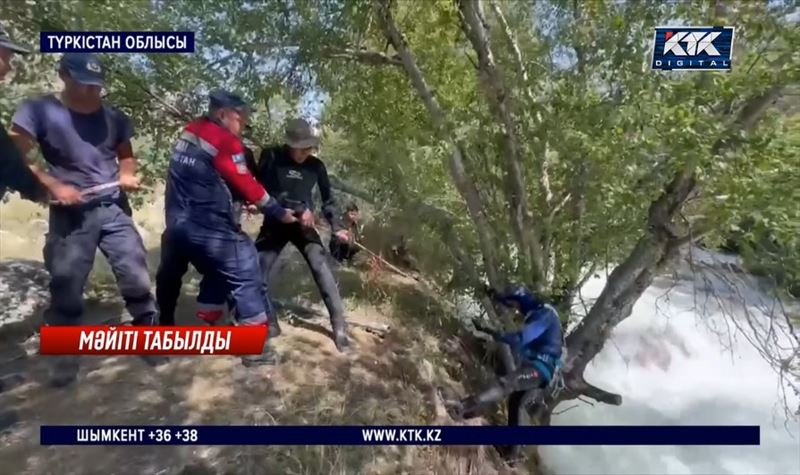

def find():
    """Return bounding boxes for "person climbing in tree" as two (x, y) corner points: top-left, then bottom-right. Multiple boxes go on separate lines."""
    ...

(329, 202), (362, 264)
(446, 284), (563, 423)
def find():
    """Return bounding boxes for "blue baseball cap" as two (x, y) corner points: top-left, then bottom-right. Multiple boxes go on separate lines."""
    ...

(208, 89), (249, 113)
(59, 53), (105, 87)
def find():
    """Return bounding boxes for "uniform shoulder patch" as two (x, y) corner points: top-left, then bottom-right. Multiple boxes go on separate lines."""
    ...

(232, 152), (248, 174)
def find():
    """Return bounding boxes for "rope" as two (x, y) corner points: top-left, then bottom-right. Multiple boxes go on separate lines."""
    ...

(48, 180), (120, 205)
(314, 221), (420, 282)
(47, 181), (153, 205)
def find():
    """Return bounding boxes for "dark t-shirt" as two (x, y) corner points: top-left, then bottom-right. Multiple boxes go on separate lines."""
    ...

(12, 95), (133, 200)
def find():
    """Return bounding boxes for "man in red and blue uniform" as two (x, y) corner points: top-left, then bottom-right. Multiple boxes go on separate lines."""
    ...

(156, 90), (295, 366)
(155, 146), (258, 327)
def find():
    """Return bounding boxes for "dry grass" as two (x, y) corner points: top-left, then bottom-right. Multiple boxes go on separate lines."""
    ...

(0, 192), (537, 475)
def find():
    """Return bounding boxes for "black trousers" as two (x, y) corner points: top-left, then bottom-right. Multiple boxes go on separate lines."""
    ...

(255, 222), (346, 329)
(329, 239), (359, 262)
(462, 363), (552, 463)
(461, 364), (546, 420)
(155, 230), (188, 326)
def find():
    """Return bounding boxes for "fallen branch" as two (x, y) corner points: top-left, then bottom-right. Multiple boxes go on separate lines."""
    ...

(576, 380), (623, 406)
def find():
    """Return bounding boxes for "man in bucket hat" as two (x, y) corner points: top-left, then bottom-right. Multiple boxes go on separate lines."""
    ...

(254, 118), (352, 352)
(0, 23), (30, 78)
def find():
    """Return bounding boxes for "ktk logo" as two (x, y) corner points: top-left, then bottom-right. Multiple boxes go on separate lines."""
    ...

(662, 31), (721, 56)
(651, 26), (734, 71)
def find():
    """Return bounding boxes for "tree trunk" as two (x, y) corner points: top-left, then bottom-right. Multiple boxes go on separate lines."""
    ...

(374, 0), (502, 288)
(488, 0), (554, 247)
(457, 0), (546, 288)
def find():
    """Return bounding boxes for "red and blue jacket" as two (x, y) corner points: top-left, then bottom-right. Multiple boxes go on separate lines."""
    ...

(165, 117), (284, 231)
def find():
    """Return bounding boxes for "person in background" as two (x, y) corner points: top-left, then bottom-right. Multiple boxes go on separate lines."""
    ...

(9, 53), (161, 387)
(329, 202), (362, 264)
(254, 118), (352, 352)
(390, 235), (419, 272)
(0, 22), (40, 435)
(156, 90), (295, 367)
(0, 24), (45, 203)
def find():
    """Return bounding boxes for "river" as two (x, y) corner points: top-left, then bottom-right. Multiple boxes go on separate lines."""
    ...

(543, 247), (800, 475)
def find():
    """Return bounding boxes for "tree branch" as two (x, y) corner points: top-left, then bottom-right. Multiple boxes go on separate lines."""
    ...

(319, 46), (403, 67)
(578, 380), (623, 406)
(488, 0), (553, 209)
(562, 85), (787, 387)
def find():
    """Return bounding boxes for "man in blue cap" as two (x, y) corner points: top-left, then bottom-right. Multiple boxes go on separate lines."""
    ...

(0, 23), (46, 203)
(157, 89), (295, 366)
(155, 145), (259, 327)
(8, 53), (160, 387)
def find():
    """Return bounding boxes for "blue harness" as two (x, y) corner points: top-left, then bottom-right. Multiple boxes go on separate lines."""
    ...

(528, 353), (562, 383)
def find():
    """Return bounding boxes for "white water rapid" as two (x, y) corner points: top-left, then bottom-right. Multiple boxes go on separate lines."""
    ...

(543, 247), (800, 475)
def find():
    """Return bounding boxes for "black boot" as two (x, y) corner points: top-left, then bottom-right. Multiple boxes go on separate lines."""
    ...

(456, 384), (508, 420)
(48, 355), (80, 388)
(331, 319), (350, 353)
(267, 313), (282, 339)
(241, 342), (279, 367)
(128, 320), (170, 367)
(443, 397), (469, 420)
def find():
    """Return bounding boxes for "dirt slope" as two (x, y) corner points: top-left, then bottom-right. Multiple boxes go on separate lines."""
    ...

(0, 193), (530, 475)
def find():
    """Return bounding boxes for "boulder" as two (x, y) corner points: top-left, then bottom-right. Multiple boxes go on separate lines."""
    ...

(0, 259), (49, 335)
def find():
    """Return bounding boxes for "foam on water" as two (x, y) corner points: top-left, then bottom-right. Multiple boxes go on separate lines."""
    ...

(543, 249), (800, 475)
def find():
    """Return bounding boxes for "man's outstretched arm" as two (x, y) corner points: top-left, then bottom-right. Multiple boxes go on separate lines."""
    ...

(0, 126), (45, 201)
